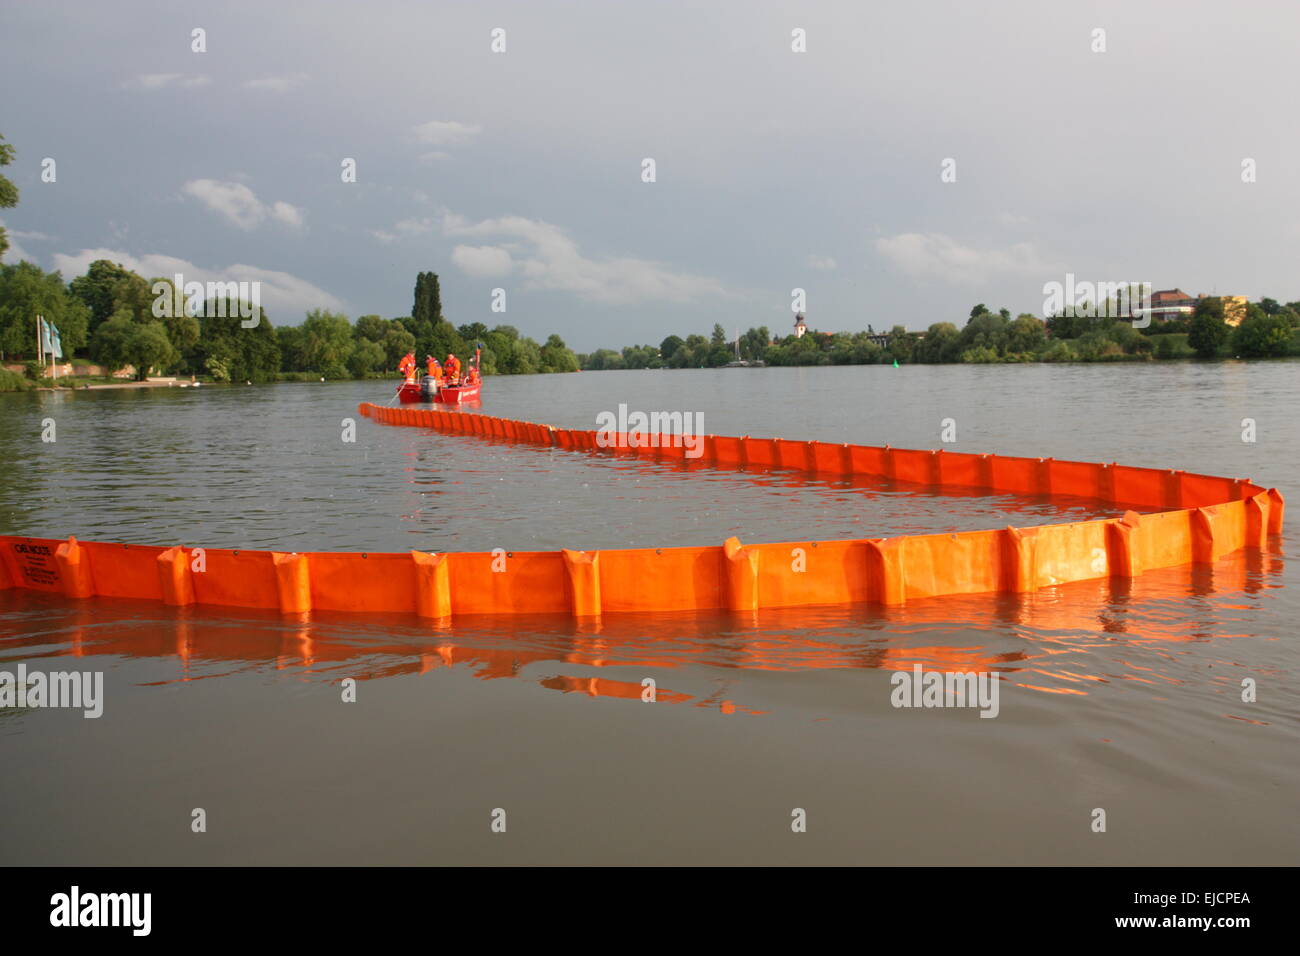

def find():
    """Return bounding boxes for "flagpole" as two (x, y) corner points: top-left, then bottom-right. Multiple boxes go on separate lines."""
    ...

(36, 314), (43, 367)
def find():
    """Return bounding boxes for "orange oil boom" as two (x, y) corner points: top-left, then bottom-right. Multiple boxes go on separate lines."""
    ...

(0, 402), (1283, 619)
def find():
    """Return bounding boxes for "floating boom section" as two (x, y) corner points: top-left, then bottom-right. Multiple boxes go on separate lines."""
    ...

(0, 403), (1283, 619)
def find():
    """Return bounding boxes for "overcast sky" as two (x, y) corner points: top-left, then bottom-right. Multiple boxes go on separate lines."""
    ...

(3, 0), (1298, 350)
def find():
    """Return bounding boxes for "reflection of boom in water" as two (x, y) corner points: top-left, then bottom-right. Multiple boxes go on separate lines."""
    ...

(1, 548), (1278, 712)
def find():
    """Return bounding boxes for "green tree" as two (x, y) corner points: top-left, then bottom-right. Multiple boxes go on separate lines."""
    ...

(959, 311), (1010, 355)
(90, 311), (179, 379)
(196, 299), (280, 383)
(89, 310), (137, 371)
(1188, 297), (1230, 358)
(539, 333), (579, 373)
(887, 325), (914, 363)
(1233, 305), (1292, 357)
(1041, 340), (1077, 362)
(914, 322), (960, 363)
(354, 314), (390, 343)
(412, 271), (443, 326)
(300, 309), (354, 378)
(483, 326), (518, 373)
(623, 344), (658, 368)
(380, 325), (415, 368)
(960, 345), (1001, 364)
(659, 335), (684, 361)
(1006, 314), (1047, 354)
(68, 260), (140, 335)
(510, 336), (541, 374)
(1045, 311), (1078, 339)
(347, 338), (385, 377)
(458, 321), (489, 342)
(410, 270), (465, 358)
(277, 325), (308, 371)
(0, 133), (17, 260)
(147, 275), (200, 358)
(0, 262), (91, 358)
(740, 326), (769, 361)
(124, 322), (180, 380)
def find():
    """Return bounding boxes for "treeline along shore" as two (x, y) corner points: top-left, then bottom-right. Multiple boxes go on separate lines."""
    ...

(579, 300), (1300, 371)
(0, 263), (580, 391)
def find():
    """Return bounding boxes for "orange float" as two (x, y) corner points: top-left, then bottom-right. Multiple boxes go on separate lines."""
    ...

(0, 402), (1283, 620)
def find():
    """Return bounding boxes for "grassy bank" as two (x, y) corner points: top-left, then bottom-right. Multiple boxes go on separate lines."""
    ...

(0, 368), (33, 391)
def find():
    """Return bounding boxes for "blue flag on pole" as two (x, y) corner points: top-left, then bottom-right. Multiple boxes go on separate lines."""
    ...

(41, 318), (63, 359)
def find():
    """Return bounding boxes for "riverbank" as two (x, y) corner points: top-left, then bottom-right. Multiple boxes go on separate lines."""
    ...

(36, 377), (190, 391)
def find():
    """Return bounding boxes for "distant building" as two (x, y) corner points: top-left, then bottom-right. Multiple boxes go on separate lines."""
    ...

(794, 313), (807, 338)
(1147, 289), (1197, 323)
(1143, 289), (1248, 327)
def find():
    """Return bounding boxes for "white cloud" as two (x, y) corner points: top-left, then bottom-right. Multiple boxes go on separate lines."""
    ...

(243, 73), (309, 92)
(412, 120), (481, 146)
(441, 212), (731, 305)
(369, 217), (436, 243)
(49, 248), (346, 320)
(124, 73), (211, 90)
(181, 179), (304, 231)
(270, 201), (303, 227)
(12, 228), (55, 241)
(874, 232), (1054, 284)
(451, 244), (514, 278)
(807, 255), (837, 271)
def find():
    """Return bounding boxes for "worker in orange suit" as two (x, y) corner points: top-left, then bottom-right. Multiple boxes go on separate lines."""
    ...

(444, 353), (461, 385)
(399, 351), (417, 382)
(425, 355), (442, 383)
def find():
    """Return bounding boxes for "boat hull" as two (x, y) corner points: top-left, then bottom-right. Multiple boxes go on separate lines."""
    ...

(437, 382), (481, 404)
(394, 375), (482, 404)
(396, 376), (444, 403)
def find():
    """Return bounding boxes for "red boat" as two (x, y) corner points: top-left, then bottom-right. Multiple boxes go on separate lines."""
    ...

(393, 346), (483, 404)
(435, 381), (481, 404)
(395, 379), (431, 403)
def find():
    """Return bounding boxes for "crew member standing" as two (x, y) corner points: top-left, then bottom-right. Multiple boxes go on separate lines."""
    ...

(399, 351), (417, 382)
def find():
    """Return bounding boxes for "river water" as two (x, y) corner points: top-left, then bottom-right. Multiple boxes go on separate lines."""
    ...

(1, 362), (1296, 864)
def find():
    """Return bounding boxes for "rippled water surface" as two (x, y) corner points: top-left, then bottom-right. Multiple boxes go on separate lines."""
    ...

(1, 363), (1297, 864)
